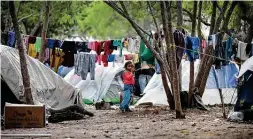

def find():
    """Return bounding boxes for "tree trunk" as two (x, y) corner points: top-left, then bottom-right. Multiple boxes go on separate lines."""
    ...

(197, 1), (202, 38)
(213, 1), (229, 33)
(209, 1), (217, 35)
(9, 1), (34, 104)
(158, 60), (175, 110)
(194, 1), (217, 95)
(188, 1), (197, 108)
(39, 1), (50, 63)
(164, 1), (185, 118)
(176, 0), (183, 91)
(221, 1), (238, 32)
(176, 1), (183, 29)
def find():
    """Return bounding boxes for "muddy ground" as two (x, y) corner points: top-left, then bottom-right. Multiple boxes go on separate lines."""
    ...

(1, 106), (253, 139)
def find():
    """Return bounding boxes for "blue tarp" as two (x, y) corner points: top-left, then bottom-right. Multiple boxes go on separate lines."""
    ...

(206, 63), (239, 89)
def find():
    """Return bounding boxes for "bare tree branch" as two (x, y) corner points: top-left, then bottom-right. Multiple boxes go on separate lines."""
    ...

(17, 13), (36, 23)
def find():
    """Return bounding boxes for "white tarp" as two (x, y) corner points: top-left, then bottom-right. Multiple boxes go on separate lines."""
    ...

(1, 45), (81, 109)
(135, 60), (237, 106)
(238, 56), (253, 78)
(64, 49), (134, 103)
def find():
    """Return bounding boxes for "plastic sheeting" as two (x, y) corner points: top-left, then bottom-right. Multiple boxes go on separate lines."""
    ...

(238, 56), (253, 78)
(0, 45), (81, 109)
(64, 62), (125, 103)
(135, 60), (237, 106)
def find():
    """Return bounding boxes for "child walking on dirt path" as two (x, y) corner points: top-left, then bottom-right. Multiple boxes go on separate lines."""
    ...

(120, 61), (135, 113)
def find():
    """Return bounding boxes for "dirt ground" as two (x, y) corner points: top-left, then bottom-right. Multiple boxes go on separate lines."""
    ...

(1, 106), (253, 139)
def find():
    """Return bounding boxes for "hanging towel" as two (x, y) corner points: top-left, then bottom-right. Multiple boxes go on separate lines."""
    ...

(7, 31), (16, 47)
(236, 41), (249, 61)
(35, 37), (42, 53)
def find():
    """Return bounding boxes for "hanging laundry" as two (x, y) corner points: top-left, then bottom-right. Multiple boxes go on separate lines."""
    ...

(28, 36), (37, 58)
(102, 54), (108, 67)
(185, 36), (200, 62)
(96, 55), (102, 65)
(75, 41), (91, 52)
(50, 48), (64, 72)
(35, 37), (42, 53)
(174, 30), (185, 68)
(212, 33), (227, 68)
(225, 37), (233, 63)
(206, 63), (239, 89)
(47, 39), (55, 48)
(61, 41), (76, 67)
(110, 40), (117, 50)
(44, 48), (50, 63)
(128, 38), (136, 53)
(154, 59), (161, 74)
(115, 55), (124, 63)
(113, 39), (122, 47)
(7, 31), (16, 47)
(74, 53), (96, 80)
(133, 54), (139, 64)
(108, 54), (116, 62)
(124, 54), (134, 60)
(236, 41), (249, 61)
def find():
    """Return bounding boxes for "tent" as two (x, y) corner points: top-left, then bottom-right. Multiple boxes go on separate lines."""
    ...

(1, 45), (83, 115)
(233, 57), (253, 120)
(135, 60), (238, 106)
(64, 49), (134, 104)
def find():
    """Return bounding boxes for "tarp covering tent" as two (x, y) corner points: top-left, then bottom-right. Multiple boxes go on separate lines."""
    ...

(234, 56), (253, 111)
(0, 45), (83, 111)
(64, 49), (134, 104)
(135, 60), (238, 106)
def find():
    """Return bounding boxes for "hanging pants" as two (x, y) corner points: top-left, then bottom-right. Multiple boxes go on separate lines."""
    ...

(139, 74), (152, 94)
(120, 84), (134, 111)
(75, 53), (96, 80)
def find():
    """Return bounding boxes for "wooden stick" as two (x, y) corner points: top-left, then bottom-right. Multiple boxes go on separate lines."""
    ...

(218, 89), (227, 119)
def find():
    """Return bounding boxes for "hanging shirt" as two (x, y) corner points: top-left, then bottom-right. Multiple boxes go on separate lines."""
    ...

(75, 41), (91, 52)
(61, 41), (77, 67)
(35, 37), (42, 53)
(236, 41), (249, 61)
(7, 31), (16, 47)
(185, 36), (200, 62)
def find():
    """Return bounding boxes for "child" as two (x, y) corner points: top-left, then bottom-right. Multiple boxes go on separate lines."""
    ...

(120, 61), (135, 112)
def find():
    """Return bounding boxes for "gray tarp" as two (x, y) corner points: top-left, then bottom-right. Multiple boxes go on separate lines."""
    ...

(1, 45), (82, 109)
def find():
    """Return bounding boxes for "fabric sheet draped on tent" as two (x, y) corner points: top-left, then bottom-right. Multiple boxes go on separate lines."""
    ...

(0, 45), (82, 109)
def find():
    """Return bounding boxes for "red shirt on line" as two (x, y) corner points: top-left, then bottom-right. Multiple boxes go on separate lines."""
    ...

(122, 71), (135, 85)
